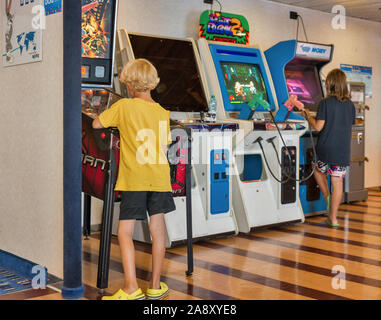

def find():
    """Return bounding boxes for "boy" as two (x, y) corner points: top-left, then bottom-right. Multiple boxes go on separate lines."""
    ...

(93, 59), (175, 300)
(304, 69), (355, 228)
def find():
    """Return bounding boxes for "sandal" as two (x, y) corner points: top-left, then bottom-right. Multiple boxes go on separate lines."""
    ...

(146, 282), (169, 300)
(102, 288), (146, 300)
(325, 218), (339, 228)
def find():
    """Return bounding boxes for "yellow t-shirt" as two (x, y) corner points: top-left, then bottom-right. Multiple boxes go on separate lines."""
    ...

(99, 98), (172, 192)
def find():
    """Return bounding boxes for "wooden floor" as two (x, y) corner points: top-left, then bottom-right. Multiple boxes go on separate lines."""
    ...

(2, 190), (381, 300)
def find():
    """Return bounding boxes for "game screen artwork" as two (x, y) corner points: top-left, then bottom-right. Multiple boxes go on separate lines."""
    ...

(81, 0), (115, 59)
(220, 62), (269, 105)
(285, 65), (323, 111)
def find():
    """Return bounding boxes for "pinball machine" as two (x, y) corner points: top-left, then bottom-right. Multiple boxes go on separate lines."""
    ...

(80, 0), (120, 291)
(81, 1), (195, 291)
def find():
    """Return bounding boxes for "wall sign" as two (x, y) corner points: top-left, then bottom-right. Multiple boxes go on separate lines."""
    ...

(45, 0), (62, 16)
(341, 64), (372, 98)
(199, 10), (249, 45)
(2, 0), (43, 67)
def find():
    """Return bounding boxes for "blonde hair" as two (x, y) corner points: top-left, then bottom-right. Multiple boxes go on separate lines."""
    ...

(120, 59), (160, 92)
(325, 69), (350, 102)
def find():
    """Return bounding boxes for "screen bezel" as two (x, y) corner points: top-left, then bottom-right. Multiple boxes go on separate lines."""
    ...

(284, 61), (324, 112)
(128, 33), (209, 113)
(209, 44), (276, 113)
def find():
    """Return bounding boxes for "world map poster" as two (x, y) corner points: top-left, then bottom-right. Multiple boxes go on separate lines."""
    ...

(2, 0), (43, 67)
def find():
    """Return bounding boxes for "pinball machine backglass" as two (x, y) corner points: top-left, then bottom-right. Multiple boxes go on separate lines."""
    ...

(81, 0), (118, 88)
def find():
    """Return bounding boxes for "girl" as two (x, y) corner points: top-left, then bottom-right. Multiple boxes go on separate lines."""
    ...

(304, 69), (355, 227)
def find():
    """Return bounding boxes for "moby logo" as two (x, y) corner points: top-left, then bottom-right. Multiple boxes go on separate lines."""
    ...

(312, 48), (327, 54)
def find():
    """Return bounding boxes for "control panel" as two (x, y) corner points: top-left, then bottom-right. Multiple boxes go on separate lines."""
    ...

(210, 149), (230, 215)
(281, 146), (297, 204)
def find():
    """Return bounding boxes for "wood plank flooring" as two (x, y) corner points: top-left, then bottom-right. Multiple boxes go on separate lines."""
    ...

(2, 190), (381, 300)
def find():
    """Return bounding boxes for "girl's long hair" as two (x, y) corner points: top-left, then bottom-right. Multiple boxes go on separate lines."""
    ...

(325, 69), (350, 102)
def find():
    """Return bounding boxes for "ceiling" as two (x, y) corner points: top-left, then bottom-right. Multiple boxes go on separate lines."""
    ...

(269, 0), (381, 23)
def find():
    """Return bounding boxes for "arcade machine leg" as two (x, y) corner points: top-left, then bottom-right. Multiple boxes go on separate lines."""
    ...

(186, 132), (193, 277)
(96, 150), (117, 293)
(83, 194), (91, 240)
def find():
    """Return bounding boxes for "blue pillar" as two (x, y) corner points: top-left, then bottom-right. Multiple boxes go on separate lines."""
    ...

(62, 0), (84, 299)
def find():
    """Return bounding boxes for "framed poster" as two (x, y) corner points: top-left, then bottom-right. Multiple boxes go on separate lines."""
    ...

(2, 0), (43, 67)
(341, 64), (372, 98)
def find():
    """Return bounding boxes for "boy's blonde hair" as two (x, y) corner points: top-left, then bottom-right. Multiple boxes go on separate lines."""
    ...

(120, 59), (160, 92)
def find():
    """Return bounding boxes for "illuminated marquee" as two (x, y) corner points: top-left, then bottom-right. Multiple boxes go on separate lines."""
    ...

(199, 10), (250, 45)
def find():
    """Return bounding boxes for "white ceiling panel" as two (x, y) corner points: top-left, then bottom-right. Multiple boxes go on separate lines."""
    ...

(269, 0), (381, 22)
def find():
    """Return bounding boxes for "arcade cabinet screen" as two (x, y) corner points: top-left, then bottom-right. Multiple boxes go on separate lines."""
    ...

(220, 62), (269, 105)
(81, 0), (115, 59)
(128, 34), (209, 113)
(285, 64), (323, 111)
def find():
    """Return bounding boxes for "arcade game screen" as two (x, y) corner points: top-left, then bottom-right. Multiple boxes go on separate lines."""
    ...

(81, 0), (115, 59)
(128, 34), (209, 113)
(285, 64), (323, 111)
(220, 62), (269, 105)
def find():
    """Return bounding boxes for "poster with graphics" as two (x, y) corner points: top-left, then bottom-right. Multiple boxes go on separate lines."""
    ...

(2, 0), (43, 67)
(199, 10), (250, 45)
(341, 64), (372, 99)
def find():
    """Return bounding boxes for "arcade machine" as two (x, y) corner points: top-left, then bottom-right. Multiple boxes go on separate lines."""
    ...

(265, 40), (334, 216)
(343, 82), (369, 203)
(198, 38), (308, 233)
(80, 0), (120, 290)
(115, 30), (239, 247)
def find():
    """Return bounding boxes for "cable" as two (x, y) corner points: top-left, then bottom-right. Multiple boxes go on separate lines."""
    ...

(266, 109), (318, 183)
(268, 110), (292, 162)
(268, 135), (316, 183)
(295, 14), (308, 42)
(215, 0), (222, 12)
(298, 15), (309, 42)
(255, 137), (290, 185)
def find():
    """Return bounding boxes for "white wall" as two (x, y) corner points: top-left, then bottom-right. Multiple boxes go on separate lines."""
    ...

(0, 13), (63, 277)
(116, 0), (381, 188)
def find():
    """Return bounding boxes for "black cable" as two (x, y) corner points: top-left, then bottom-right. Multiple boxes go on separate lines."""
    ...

(298, 15), (309, 42)
(255, 137), (290, 185)
(267, 136), (282, 167)
(215, 0), (222, 12)
(266, 109), (318, 183)
(268, 135), (316, 183)
(268, 110), (292, 162)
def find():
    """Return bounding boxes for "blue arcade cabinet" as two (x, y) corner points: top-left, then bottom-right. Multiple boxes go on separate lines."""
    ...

(265, 40), (334, 216)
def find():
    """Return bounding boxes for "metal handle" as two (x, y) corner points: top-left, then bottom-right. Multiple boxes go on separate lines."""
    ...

(357, 132), (363, 144)
(351, 157), (369, 162)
